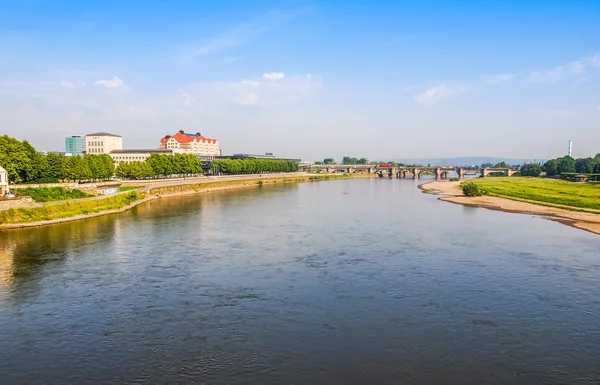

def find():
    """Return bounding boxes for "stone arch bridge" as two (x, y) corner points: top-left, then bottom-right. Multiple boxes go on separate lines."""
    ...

(300, 165), (519, 179)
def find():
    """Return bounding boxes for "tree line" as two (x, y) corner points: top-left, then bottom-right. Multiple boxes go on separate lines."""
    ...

(211, 158), (299, 174)
(115, 153), (204, 179)
(517, 154), (600, 177)
(0, 135), (115, 183)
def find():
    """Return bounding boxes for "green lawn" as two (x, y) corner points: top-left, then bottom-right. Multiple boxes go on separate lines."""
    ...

(119, 186), (141, 192)
(470, 177), (600, 210)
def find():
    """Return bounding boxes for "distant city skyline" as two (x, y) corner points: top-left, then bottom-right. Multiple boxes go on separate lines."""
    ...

(1, 1), (599, 160)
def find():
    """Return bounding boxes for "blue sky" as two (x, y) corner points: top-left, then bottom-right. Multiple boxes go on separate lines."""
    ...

(1, 0), (599, 160)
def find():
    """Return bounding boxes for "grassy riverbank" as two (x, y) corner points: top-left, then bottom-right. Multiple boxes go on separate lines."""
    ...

(420, 180), (600, 235)
(469, 177), (600, 210)
(0, 191), (143, 224)
(0, 173), (361, 228)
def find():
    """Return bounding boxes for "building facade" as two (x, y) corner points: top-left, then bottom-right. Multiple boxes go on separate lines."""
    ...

(65, 135), (86, 156)
(0, 166), (9, 197)
(159, 131), (220, 159)
(110, 149), (174, 166)
(86, 132), (123, 154)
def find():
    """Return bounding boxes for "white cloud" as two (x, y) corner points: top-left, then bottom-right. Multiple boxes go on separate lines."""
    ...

(486, 73), (518, 84)
(241, 79), (261, 86)
(414, 84), (465, 106)
(93, 76), (126, 88)
(529, 53), (599, 83)
(263, 72), (285, 80)
(210, 73), (321, 106)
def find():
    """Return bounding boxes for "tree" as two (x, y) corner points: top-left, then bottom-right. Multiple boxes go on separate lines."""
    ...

(543, 159), (559, 176)
(323, 158), (336, 165)
(62, 156), (92, 181)
(493, 161), (508, 168)
(22, 140), (44, 182)
(557, 156), (576, 174)
(0, 135), (33, 182)
(520, 163), (542, 177)
(575, 157), (595, 174)
(461, 181), (484, 197)
(46, 153), (66, 181)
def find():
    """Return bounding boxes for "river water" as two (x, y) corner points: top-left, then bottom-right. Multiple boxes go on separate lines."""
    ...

(1, 178), (599, 384)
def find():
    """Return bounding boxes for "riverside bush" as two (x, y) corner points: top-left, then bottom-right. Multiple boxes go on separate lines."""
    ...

(461, 181), (484, 197)
(15, 187), (92, 202)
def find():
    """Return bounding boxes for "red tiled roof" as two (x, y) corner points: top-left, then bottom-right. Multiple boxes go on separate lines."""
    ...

(160, 132), (217, 144)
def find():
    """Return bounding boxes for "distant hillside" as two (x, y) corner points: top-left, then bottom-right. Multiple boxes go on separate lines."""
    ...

(385, 157), (546, 167)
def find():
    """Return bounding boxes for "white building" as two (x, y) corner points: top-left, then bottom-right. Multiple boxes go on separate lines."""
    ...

(110, 149), (173, 166)
(0, 166), (9, 197)
(86, 132), (123, 154)
(159, 131), (220, 159)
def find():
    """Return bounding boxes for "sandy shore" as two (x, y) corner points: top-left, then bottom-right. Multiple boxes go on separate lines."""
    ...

(419, 180), (600, 235)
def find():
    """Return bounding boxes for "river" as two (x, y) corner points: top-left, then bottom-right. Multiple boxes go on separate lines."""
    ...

(1, 178), (599, 384)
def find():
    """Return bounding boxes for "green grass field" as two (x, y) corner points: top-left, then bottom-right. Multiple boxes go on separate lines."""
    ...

(119, 186), (141, 192)
(470, 177), (600, 210)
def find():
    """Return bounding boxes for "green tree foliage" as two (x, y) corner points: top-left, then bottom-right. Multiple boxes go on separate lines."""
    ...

(0, 135), (33, 182)
(461, 181), (484, 197)
(342, 157), (369, 165)
(557, 156), (576, 174)
(211, 159), (299, 174)
(323, 158), (336, 164)
(62, 156), (92, 181)
(575, 157), (595, 174)
(543, 159), (559, 176)
(0, 135), (117, 183)
(519, 163), (542, 177)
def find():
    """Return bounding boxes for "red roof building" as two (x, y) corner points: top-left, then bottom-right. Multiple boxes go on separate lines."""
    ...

(159, 131), (220, 158)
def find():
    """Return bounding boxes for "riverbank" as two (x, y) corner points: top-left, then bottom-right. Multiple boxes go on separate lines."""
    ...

(0, 173), (367, 230)
(420, 180), (600, 235)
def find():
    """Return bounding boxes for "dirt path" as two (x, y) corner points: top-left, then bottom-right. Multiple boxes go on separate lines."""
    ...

(419, 181), (600, 235)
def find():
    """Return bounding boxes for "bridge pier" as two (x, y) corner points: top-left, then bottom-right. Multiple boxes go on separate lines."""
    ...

(413, 168), (421, 179)
(458, 168), (466, 179)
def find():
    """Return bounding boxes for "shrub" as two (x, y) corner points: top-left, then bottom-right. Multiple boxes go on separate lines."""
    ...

(461, 181), (484, 197)
(449, 177), (460, 182)
(16, 187), (92, 202)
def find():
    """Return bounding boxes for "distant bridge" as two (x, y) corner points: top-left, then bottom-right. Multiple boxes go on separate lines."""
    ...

(299, 165), (519, 179)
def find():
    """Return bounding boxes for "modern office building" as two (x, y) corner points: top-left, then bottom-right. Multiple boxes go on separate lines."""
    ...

(109, 149), (173, 166)
(159, 131), (220, 159)
(86, 132), (123, 154)
(65, 135), (86, 156)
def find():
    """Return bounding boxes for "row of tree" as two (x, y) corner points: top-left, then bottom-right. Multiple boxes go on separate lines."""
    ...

(542, 154), (600, 176)
(341, 156), (369, 165)
(517, 154), (600, 177)
(211, 158), (299, 174)
(115, 154), (204, 179)
(0, 134), (115, 182)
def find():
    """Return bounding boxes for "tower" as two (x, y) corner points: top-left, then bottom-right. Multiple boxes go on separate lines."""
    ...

(568, 140), (572, 157)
